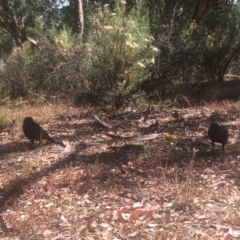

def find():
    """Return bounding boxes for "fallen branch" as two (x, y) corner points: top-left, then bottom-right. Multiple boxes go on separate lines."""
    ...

(58, 141), (100, 161)
(93, 114), (113, 129)
(129, 133), (162, 142)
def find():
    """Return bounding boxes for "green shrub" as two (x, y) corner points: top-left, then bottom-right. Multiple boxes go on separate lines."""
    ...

(0, 26), (83, 100)
(0, 114), (12, 129)
(79, 3), (157, 108)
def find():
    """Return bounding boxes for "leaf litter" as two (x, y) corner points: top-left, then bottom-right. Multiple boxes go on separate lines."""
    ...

(0, 103), (240, 239)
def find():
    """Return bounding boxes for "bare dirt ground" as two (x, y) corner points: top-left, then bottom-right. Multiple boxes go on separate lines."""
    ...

(1, 101), (240, 239)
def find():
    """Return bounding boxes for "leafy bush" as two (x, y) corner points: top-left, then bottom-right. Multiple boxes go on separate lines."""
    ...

(142, 2), (240, 99)
(0, 26), (83, 100)
(78, 3), (157, 108)
(191, 4), (240, 85)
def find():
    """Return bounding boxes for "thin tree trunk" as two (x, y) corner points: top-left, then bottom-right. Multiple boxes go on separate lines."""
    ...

(73, 0), (84, 38)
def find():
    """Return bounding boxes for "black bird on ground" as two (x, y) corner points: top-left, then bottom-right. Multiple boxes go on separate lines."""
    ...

(22, 117), (55, 144)
(208, 123), (228, 150)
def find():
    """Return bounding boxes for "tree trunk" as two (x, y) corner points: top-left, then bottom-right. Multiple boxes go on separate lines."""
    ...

(73, 0), (84, 38)
(191, 0), (219, 23)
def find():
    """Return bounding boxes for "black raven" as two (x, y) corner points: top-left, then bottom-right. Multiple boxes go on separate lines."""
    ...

(208, 123), (228, 150)
(22, 117), (55, 144)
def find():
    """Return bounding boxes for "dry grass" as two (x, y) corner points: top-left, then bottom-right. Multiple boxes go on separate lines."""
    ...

(1, 100), (240, 239)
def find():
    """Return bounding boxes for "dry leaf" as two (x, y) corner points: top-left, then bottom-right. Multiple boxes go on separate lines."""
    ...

(44, 202), (54, 208)
(147, 223), (158, 228)
(60, 215), (68, 222)
(129, 209), (144, 221)
(43, 230), (53, 236)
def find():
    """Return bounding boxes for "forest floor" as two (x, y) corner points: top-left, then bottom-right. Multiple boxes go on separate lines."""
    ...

(1, 99), (240, 239)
